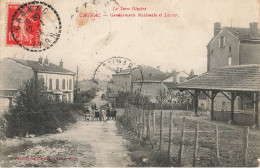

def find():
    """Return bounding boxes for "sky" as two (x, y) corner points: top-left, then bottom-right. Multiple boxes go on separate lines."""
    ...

(0, 0), (259, 80)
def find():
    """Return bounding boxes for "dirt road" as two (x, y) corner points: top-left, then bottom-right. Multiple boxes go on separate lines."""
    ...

(1, 92), (133, 167)
(53, 91), (132, 167)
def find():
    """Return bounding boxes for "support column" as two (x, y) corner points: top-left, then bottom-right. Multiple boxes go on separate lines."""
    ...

(210, 91), (218, 121)
(194, 90), (200, 116)
(254, 92), (259, 128)
(231, 92), (235, 123)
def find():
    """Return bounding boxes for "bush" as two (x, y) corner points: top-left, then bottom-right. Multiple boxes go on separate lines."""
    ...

(75, 88), (97, 104)
(117, 113), (177, 167)
(4, 78), (84, 138)
(154, 103), (194, 110)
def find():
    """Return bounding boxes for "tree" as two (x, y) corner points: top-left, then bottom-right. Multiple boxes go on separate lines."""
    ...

(14, 77), (53, 112)
(156, 88), (167, 112)
(4, 77), (81, 138)
(167, 90), (175, 112)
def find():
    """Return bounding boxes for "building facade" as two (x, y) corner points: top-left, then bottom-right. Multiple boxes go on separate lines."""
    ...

(206, 22), (260, 113)
(207, 22), (260, 71)
(0, 57), (75, 114)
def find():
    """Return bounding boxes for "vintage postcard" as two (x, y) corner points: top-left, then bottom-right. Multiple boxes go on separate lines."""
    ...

(0, 0), (259, 167)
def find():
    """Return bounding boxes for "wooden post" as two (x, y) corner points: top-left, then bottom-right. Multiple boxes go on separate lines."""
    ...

(215, 125), (220, 165)
(194, 90), (199, 116)
(254, 92), (259, 128)
(142, 109), (145, 138)
(147, 110), (151, 140)
(210, 97), (214, 120)
(159, 111), (163, 151)
(230, 92), (235, 123)
(243, 126), (249, 166)
(152, 110), (155, 140)
(210, 91), (218, 121)
(138, 110), (141, 139)
(178, 117), (186, 166)
(192, 123), (199, 167)
(168, 112), (173, 158)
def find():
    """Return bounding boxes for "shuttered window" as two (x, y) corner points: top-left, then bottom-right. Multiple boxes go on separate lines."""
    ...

(62, 79), (66, 90)
(56, 79), (59, 90)
(49, 78), (52, 90)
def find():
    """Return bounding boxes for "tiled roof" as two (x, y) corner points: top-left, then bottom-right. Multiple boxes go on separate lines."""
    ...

(119, 65), (171, 82)
(9, 58), (75, 75)
(177, 65), (260, 92)
(163, 82), (178, 89)
(224, 27), (260, 41)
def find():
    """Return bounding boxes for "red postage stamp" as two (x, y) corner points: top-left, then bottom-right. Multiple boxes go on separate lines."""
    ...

(6, 4), (42, 47)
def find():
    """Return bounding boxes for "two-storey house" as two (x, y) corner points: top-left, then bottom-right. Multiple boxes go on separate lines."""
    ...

(0, 57), (75, 114)
(206, 22), (260, 113)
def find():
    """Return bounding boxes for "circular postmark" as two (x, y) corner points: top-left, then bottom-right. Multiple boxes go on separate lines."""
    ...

(93, 57), (143, 97)
(10, 1), (62, 52)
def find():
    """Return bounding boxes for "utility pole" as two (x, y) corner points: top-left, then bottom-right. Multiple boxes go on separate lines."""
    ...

(75, 66), (79, 102)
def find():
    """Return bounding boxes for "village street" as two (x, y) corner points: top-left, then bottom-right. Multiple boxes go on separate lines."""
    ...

(47, 91), (133, 167)
(1, 92), (133, 167)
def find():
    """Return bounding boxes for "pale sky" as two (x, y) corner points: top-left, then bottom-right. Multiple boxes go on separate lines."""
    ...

(0, 0), (259, 80)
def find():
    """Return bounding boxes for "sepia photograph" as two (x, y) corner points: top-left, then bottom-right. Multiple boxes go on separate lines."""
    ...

(0, 0), (259, 167)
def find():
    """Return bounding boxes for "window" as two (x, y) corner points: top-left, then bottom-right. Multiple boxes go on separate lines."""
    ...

(228, 56), (232, 65)
(56, 79), (59, 90)
(49, 79), (52, 90)
(219, 36), (225, 48)
(62, 79), (65, 90)
(69, 79), (72, 90)
(229, 46), (231, 52)
(211, 49), (213, 54)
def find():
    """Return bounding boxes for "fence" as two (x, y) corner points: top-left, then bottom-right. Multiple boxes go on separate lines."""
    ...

(124, 104), (257, 167)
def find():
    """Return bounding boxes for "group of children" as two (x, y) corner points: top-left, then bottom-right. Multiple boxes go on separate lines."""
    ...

(84, 103), (117, 121)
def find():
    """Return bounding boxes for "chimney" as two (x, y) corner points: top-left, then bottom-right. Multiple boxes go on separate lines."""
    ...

(189, 69), (195, 77)
(157, 66), (160, 70)
(249, 22), (258, 37)
(214, 22), (221, 36)
(38, 56), (43, 65)
(59, 59), (63, 68)
(44, 57), (49, 66)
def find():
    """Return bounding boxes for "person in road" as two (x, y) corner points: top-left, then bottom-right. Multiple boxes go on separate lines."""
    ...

(84, 107), (90, 121)
(95, 110), (99, 121)
(106, 107), (111, 120)
(110, 108), (117, 120)
(99, 108), (103, 121)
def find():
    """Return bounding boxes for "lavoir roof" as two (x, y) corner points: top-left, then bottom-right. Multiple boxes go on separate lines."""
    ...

(177, 64), (260, 92)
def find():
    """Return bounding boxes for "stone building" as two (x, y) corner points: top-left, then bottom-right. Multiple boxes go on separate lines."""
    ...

(207, 22), (260, 70)
(0, 57), (75, 114)
(108, 65), (171, 103)
(200, 22), (260, 123)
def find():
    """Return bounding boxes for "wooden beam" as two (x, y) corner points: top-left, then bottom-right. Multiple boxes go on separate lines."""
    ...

(230, 92), (236, 124)
(186, 90), (196, 98)
(220, 91), (231, 101)
(201, 90), (211, 99)
(194, 90), (200, 116)
(254, 92), (259, 128)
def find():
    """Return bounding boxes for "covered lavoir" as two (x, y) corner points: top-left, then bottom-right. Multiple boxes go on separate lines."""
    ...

(177, 64), (260, 127)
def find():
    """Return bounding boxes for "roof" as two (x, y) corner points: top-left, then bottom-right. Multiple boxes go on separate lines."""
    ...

(177, 64), (260, 92)
(9, 58), (75, 75)
(208, 26), (260, 46)
(186, 74), (198, 80)
(163, 82), (178, 89)
(133, 80), (162, 83)
(119, 65), (171, 82)
(224, 27), (260, 41)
